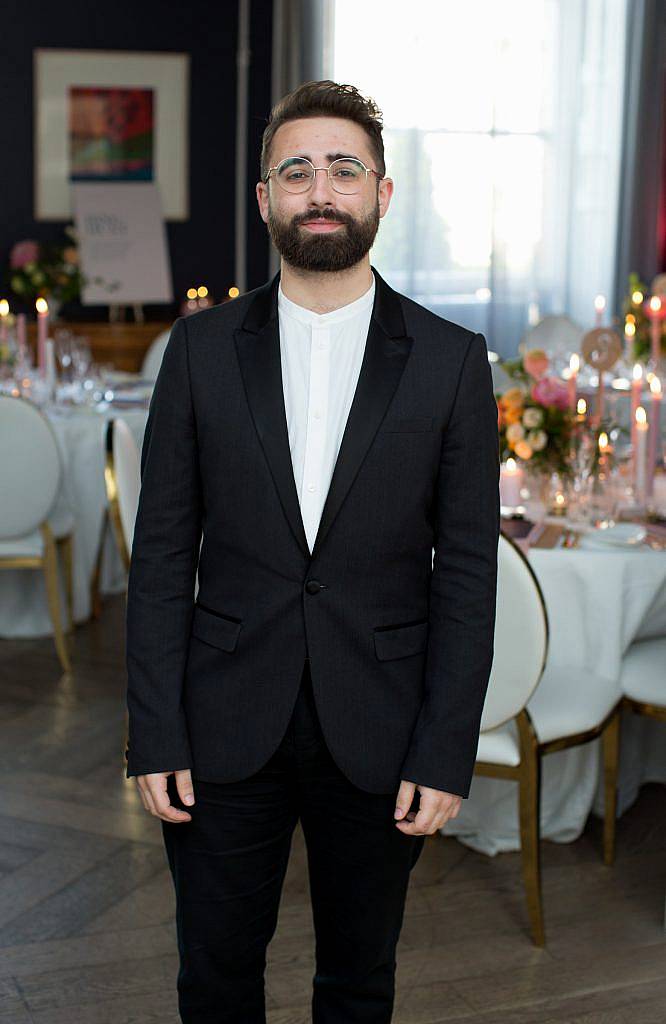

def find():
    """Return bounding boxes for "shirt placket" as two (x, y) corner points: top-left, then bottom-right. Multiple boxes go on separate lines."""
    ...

(301, 323), (330, 547)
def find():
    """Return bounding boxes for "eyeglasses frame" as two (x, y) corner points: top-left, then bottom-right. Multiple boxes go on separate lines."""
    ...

(263, 155), (384, 194)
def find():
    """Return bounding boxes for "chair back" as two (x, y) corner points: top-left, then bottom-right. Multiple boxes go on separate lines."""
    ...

(141, 329), (172, 382)
(0, 395), (62, 540)
(519, 315), (584, 358)
(112, 418), (141, 559)
(480, 532), (549, 731)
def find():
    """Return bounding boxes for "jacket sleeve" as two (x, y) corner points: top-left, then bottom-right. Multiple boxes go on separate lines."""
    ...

(399, 331), (500, 798)
(124, 316), (202, 777)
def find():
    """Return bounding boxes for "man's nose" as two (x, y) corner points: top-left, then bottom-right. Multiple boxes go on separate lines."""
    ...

(307, 167), (337, 204)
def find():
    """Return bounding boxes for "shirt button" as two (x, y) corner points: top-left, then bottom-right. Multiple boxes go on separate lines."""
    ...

(307, 484), (315, 492)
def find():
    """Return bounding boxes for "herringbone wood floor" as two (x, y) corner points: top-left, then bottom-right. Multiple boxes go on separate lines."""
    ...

(1, 594), (664, 1023)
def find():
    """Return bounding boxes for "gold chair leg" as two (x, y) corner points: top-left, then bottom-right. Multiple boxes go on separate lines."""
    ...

(57, 533), (74, 634)
(601, 708), (620, 866)
(517, 710), (545, 946)
(90, 507), (109, 620)
(41, 524), (71, 673)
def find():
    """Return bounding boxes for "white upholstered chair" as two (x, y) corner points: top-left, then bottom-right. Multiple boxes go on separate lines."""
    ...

(619, 637), (666, 929)
(90, 417), (141, 616)
(112, 417), (141, 562)
(474, 532), (621, 945)
(141, 329), (171, 382)
(0, 395), (74, 671)
(518, 314), (585, 358)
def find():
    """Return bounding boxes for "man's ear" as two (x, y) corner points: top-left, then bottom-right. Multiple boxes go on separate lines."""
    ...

(256, 182), (269, 224)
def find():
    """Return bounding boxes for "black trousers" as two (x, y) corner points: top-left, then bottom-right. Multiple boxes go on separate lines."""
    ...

(162, 658), (425, 1023)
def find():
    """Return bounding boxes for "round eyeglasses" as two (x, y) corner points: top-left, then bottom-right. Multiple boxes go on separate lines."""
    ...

(264, 156), (383, 195)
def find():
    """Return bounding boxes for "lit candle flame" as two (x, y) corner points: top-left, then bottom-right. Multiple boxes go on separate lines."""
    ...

(650, 377), (663, 396)
(632, 362), (643, 380)
(598, 432), (609, 450)
(0, 299), (9, 317)
(569, 353), (580, 373)
(635, 406), (647, 426)
(649, 296), (662, 315)
(506, 457), (517, 472)
(594, 294), (606, 313)
(35, 297), (48, 314)
(631, 290), (644, 304)
(577, 398), (587, 415)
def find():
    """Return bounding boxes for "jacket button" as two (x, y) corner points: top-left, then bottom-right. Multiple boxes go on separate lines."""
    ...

(305, 579), (322, 594)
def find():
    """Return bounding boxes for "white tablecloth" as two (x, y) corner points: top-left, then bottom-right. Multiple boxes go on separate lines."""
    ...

(445, 542), (666, 854)
(0, 403), (149, 638)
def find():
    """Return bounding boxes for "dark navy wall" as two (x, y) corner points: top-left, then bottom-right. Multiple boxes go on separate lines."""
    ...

(0, 0), (273, 319)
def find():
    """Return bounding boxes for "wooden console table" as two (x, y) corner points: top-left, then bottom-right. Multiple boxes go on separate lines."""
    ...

(26, 321), (172, 373)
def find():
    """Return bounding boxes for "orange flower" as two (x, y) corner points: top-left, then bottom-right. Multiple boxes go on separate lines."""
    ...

(514, 440), (533, 460)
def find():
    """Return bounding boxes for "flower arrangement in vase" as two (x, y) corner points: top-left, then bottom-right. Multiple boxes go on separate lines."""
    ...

(6, 226), (84, 316)
(496, 348), (577, 481)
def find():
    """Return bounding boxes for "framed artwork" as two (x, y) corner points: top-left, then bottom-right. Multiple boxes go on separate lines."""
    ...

(34, 49), (189, 221)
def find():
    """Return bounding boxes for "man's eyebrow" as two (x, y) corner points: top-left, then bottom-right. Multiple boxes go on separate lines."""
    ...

(287, 152), (363, 163)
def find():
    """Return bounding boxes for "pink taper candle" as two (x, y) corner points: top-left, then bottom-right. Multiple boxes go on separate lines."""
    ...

(36, 297), (49, 372)
(567, 353), (579, 411)
(647, 377), (662, 496)
(648, 296), (662, 366)
(630, 363), (643, 457)
(16, 314), (27, 363)
(0, 300), (8, 342)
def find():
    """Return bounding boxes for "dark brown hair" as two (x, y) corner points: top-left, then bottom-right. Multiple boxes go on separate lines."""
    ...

(260, 80), (386, 183)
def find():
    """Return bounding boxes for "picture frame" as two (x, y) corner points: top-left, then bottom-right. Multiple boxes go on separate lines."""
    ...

(34, 48), (189, 221)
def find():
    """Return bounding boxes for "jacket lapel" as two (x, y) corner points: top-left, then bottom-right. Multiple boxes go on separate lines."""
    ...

(233, 266), (414, 562)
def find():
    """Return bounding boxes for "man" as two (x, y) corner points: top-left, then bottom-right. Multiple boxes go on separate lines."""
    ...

(125, 80), (500, 1023)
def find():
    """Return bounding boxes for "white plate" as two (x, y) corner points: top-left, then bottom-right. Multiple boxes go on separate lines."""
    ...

(579, 523), (647, 549)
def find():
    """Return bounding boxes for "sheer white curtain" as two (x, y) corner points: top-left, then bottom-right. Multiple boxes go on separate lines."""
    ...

(323, 0), (628, 357)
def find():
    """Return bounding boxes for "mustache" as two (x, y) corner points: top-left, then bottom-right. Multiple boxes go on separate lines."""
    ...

(296, 211), (348, 225)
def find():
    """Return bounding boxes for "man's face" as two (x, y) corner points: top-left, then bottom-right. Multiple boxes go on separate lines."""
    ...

(256, 117), (393, 273)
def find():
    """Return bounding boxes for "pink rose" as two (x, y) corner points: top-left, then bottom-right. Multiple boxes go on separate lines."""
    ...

(10, 240), (40, 269)
(531, 376), (569, 410)
(523, 348), (550, 380)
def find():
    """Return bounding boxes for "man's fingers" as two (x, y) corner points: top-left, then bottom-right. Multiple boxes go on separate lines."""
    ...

(142, 773), (192, 823)
(394, 780), (416, 820)
(175, 768), (195, 807)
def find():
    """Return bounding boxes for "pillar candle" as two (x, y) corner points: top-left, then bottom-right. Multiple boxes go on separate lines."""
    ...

(647, 377), (663, 495)
(499, 458), (524, 508)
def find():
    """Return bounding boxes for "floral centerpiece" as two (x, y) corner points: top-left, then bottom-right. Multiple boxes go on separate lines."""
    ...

(496, 348), (578, 480)
(7, 226), (84, 315)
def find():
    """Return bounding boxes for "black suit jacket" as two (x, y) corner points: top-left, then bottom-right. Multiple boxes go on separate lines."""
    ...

(124, 266), (500, 797)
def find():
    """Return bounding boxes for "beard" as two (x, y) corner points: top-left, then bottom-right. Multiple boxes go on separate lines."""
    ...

(266, 198), (380, 273)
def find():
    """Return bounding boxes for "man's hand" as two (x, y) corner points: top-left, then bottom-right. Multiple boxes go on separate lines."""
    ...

(136, 768), (195, 823)
(394, 779), (461, 835)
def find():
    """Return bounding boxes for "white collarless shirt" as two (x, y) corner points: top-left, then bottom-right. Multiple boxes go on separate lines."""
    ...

(277, 274), (376, 553)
